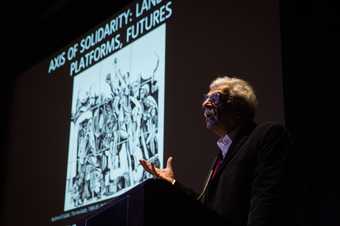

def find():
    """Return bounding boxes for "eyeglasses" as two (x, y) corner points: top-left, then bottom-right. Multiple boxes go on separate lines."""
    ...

(203, 92), (223, 107)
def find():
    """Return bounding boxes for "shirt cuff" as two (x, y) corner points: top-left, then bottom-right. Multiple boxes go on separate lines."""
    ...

(171, 179), (176, 185)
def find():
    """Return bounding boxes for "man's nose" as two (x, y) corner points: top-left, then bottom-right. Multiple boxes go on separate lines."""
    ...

(202, 99), (213, 108)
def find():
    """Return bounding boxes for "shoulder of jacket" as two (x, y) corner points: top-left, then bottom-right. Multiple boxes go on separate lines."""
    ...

(255, 121), (286, 133)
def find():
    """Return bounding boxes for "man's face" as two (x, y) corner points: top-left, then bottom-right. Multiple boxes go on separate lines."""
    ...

(202, 90), (224, 130)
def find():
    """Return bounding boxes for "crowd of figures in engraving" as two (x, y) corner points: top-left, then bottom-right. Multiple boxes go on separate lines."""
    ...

(67, 57), (161, 208)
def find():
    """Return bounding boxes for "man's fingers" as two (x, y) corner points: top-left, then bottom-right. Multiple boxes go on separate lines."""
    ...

(166, 156), (173, 169)
(151, 163), (160, 177)
(140, 159), (159, 177)
(139, 160), (153, 174)
(139, 160), (149, 172)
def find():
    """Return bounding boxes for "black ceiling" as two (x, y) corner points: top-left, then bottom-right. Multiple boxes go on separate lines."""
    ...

(6, 0), (132, 78)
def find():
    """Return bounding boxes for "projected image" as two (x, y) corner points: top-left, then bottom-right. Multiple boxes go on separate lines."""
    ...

(64, 25), (166, 211)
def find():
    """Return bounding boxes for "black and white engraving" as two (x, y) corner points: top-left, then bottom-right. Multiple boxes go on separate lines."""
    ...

(64, 25), (165, 211)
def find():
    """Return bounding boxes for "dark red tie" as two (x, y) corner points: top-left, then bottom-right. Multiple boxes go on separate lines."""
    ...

(212, 156), (222, 178)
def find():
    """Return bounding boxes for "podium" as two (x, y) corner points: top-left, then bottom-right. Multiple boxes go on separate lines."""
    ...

(79, 179), (225, 226)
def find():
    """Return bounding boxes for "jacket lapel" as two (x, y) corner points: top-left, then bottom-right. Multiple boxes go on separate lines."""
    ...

(209, 121), (256, 184)
(198, 121), (257, 202)
(197, 155), (218, 201)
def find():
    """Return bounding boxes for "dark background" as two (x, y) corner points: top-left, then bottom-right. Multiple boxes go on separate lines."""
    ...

(1, 0), (339, 226)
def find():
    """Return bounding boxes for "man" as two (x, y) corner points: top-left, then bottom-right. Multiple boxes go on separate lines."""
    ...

(140, 76), (293, 226)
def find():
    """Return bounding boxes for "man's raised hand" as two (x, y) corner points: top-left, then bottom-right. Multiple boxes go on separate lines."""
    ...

(139, 157), (175, 184)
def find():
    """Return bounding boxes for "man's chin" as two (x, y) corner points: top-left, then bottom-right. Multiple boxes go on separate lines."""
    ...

(205, 120), (218, 130)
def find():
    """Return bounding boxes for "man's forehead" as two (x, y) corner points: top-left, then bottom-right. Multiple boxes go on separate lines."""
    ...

(207, 88), (223, 96)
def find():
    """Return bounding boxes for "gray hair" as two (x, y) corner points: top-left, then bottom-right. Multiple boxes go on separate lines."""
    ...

(209, 76), (257, 119)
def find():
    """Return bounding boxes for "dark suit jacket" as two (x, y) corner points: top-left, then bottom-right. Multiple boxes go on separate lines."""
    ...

(191, 121), (294, 226)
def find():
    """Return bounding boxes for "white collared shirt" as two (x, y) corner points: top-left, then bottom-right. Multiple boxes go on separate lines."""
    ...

(217, 133), (233, 159)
